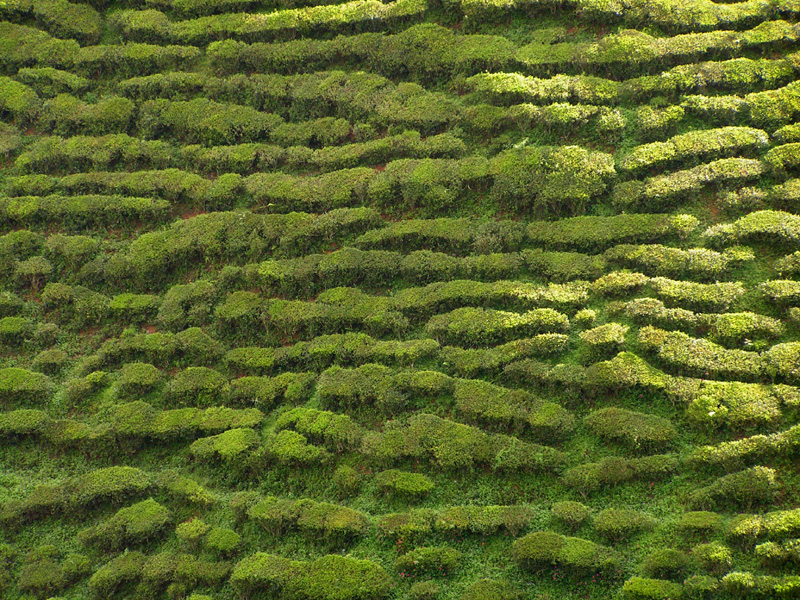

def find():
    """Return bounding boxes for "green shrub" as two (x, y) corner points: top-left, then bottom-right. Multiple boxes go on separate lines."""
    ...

(15, 67), (89, 98)
(268, 429), (328, 465)
(115, 363), (162, 399)
(165, 367), (227, 407)
(689, 466), (777, 510)
(435, 505), (534, 536)
(376, 469), (434, 498)
(425, 306), (569, 347)
(551, 501), (590, 530)
(754, 538), (800, 566)
(362, 413), (563, 472)
(231, 553), (392, 600)
(332, 465), (362, 499)
(623, 577), (683, 600)
(453, 378), (574, 439)
(677, 381), (781, 428)
(641, 549), (690, 581)
(512, 531), (619, 573)
(489, 145), (615, 216)
(639, 326), (763, 381)
(584, 407), (676, 449)
(579, 323), (628, 356)
(78, 498), (170, 551)
(460, 579), (521, 600)
(227, 373), (316, 409)
(87, 551), (145, 598)
(190, 428), (260, 461)
(677, 512), (722, 539)
(0, 291), (24, 317)
(0, 367), (53, 406)
(396, 546), (461, 577)
(275, 407), (362, 451)
(0, 76), (41, 124)
(593, 508), (654, 541)
(175, 518), (211, 548)
(693, 542), (733, 575)
(0, 316), (33, 345)
(0, 22), (79, 71)
(206, 526), (242, 556)
(410, 580), (440, 600)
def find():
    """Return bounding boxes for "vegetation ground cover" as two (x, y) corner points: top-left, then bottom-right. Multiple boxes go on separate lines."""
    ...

(1, 0), (800, 599)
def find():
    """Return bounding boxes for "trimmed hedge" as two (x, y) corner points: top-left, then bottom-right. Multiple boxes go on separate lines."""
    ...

(605, 244), (752, 280)
(686, 425), (800, 470)
(453, 378), (574, 439)
(78, 498), (170, 551)
(376, 469), (434, 498)
(0, 23), (80, 72)
(639, 326), (763, 381)
(526, 213), (698, 250)
(0, 367), (53, 406)
(89, 327), (225, 370)
(113, 0), (427, 45)
(441, 334), (569, 377)
(228, 335), (438, 376)
(1, 466), (152, 524)
(274, 406), (363, 451)
(617, 126), (769, 174)
(227, 373), (316, 408)
(623, 577), (683, 600)
(650, 278), (744, 312)
(190, 428), (260, 461)
(512, 531), (619, 573)
(584, 407), (676, 449)
(689, 466), (778, 510)
(0, 194), (170, 231)
(362, 412), (564, 471)
(113, 208), (382, 289)
(518, 21), (800, 74)
(425, 307), (570, 347)
(355, 218), (524, 254)
(613, 158), (767, 210)
(231, 553), (392, 600)
(489, 145), (615, 216)
(562, 454), (678, 493)
(593, 508), (654, 541)
(248, 495), (369, 541)
(396, 546), (460, 576)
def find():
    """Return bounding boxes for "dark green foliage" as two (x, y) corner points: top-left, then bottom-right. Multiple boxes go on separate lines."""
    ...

(231, 553), (392, 600)
(0, 367), (53, 406)
(78, 498), (171, 551)
(593, 508), (654, 541)
(396, 546), (461, 576)
(584, 407), (676, 449)
(623, 577), (684, 600)
(2, 466), (152, 524)
(460, 579), (521, 600)
(362, 412), (564, 472)
(641, 549), (690, 581)
(512, 531), (619, 573)
(425, 307), (569, 347)
(165, 367), (227, 407)
(227, 373), (316, 409)
(115, 363), (162, 399)
(248, 495), (369, 541)
(551, 501), (590, 530)
(688, 466), (778, 510)
(376, 469), (434, 498)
